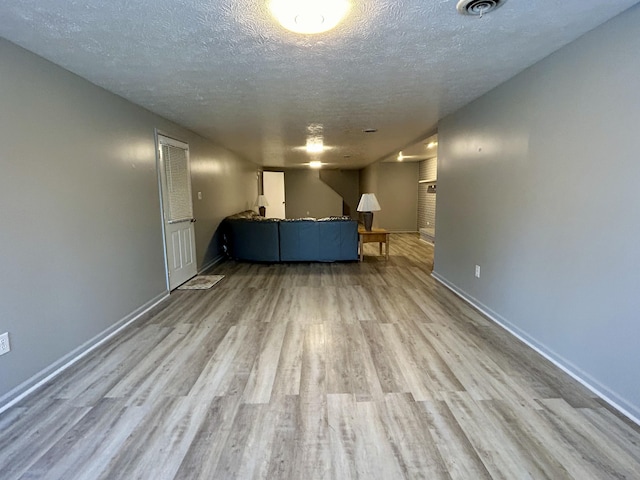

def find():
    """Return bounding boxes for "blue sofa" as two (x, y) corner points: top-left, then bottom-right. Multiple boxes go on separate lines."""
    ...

(223, 211), (358, 262)
(279, 218), (358, 262)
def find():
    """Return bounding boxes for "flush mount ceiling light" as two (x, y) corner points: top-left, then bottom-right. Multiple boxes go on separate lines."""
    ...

(269, 0), (350, 34)
(456, 0), (507, 17)
(306, 138), (324, 153)
(309, 160), (323, 168)
(305, 123), (324, 153)
(397, 152), (404, 162)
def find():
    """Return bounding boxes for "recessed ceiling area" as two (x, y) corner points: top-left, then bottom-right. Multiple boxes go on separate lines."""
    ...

(383, 134), (438, 163)
(0, 1), (637, 169)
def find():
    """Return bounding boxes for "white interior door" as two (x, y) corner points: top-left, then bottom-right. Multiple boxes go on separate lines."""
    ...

(157, 135), (197, 290)
(263, 171), (286, 219)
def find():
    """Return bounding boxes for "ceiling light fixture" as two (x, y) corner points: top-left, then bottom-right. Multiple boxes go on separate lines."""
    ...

(397, 152), (404, 162)
(305, 123), (325, 153)
(426, 141), (438, 149)
(309, 160), (322, 168)
(306, 138), (324, 153)
(269, 0), (350, 34)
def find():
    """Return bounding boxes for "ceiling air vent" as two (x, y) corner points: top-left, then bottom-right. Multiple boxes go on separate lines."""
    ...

(456, 0), (507, 17)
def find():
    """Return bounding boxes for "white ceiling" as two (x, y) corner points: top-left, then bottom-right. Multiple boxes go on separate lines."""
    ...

(1, 0), (638, 169)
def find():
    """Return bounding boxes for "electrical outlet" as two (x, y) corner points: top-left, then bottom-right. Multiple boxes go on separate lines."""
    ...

(475, 265), (481, 278)
(0, 332), (10, 355)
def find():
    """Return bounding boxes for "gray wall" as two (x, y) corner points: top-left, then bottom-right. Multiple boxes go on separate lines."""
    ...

(189, 140), (258, 267)
(0, 39), (257, 404)
(359, 162), (378, 196)
(359, 162), (419, 232)
(434, 6), (640, 420)
(318, 169), (360, 218)
(283, 169), (342, 219)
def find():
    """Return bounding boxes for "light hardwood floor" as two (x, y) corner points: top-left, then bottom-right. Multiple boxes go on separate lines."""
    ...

(2, 234), (640, 479)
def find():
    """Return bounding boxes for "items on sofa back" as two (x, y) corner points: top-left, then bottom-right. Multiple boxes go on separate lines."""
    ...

(222, 212), (358, 262)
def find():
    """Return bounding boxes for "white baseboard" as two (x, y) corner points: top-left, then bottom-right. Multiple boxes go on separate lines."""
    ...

(431, 271), (640, 426)
(0, 291), (169, 414)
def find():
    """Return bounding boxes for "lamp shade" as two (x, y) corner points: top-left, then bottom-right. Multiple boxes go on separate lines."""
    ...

(255, 194), (269, 207)
(357, 193), (381, 212)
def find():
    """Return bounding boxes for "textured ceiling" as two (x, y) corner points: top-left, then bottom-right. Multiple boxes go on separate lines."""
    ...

(1, 0), (638, 169)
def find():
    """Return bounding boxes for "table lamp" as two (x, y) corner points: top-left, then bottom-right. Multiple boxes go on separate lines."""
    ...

(357, 193), (381, 231)
(255, 194), (269, 216)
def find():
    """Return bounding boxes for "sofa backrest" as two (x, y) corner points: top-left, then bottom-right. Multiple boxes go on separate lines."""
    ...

(317, 220), (358, 261)
(279, 219), (319, 262)
(225, 217), (280, 262)
(279, 218), (357, 262)
(223, 214), (358, 263)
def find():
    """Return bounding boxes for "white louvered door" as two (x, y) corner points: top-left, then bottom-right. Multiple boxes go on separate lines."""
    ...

(157, 135), (197, 290)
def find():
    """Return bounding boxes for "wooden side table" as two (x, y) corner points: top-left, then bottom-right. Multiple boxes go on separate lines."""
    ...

(358, 226), (390, 261)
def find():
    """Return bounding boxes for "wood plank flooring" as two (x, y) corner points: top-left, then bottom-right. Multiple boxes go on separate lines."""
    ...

(2, 233), (640, 479)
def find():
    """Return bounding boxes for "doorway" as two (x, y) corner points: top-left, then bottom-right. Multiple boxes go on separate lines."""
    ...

(418, 134), (438, 244)
(157, 134), (198, 290)
(263, 171), (286, 219)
